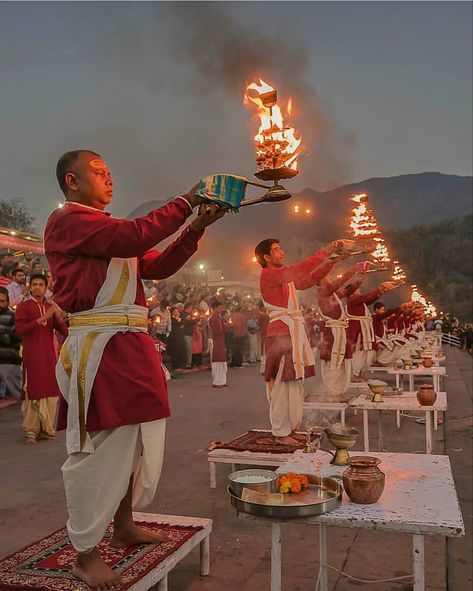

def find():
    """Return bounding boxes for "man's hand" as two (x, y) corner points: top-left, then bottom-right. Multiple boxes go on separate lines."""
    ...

(185, 182), (206, 208)
(22, 283), (30, 296)
(355, 261), (371, 273)
(190, 203), (226, 233)
(380, 281), (399, 294)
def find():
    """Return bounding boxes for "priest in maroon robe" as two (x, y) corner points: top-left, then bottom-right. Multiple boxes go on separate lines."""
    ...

(44, 149), (225, 589)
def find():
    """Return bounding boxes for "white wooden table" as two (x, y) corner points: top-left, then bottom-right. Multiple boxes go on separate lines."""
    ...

(349, 391), (447, 454)
(387, 365), (446, 392)
(129, 512), (212, 590)
(256, 451), (464, 591)
(208, 431), (295, 488)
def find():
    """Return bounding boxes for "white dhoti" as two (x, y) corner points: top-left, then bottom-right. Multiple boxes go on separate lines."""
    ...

(211, 362), (227, 386)
(321, 359), (352, 397)
(248, 333), (259, 362)
(62, 418), (166, 552)
(263, 283), (314, 437)
(266, 357), (304, 437)
(348, 306), (375, 377)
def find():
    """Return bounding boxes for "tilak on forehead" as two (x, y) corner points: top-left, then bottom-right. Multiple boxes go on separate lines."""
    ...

(89, 159), (107, 170)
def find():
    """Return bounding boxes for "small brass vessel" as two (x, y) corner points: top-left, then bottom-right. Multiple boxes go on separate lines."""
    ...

(325, 426), (359, 466)
(368, 380), (387, 403)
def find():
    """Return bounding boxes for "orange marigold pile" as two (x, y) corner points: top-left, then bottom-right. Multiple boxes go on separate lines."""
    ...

(277, 473), (309, 494)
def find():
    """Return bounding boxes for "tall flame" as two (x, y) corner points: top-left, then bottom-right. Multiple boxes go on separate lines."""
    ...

(349, 193), (381, 239)
(392, 260), (406, 283)
(244, 79), (303, 173)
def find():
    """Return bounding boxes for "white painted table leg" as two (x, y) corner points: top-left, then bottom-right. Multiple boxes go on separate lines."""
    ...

(377, 410), (383, 451)
(412, 534), (425, 591)
(396, 374), (400, 389)
(200, 534), (210, 576)
(157, 574), (168, 591)
(319, 524), (328, 591)
(409, 374), (414, 391)
(363, 410), (370, 452)
(434, 410), (438, 431)
(426, 411), (434, 454)
(209, 462), (216, 489)
(231, 463), (236, 472)
(396, 410), (401, 429)
(271, 522), (282, 591)
(341, 408), (346, 427)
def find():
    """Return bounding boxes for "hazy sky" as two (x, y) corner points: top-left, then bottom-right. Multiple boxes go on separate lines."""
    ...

(0, 1), (471, 228)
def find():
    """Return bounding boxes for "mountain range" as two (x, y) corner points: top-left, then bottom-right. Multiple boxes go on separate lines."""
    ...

(127, 172), (472, 275)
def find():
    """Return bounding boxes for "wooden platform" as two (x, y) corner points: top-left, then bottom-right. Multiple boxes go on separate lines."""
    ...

(129, 512), (212, 590)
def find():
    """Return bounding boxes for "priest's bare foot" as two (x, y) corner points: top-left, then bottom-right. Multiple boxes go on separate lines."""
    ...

(352, 375), (366, 383)
(24, 437), (37, 446)
(110, 524), (169, 548)
(275, 435), (300, 446)
(73, 548), (126, 590)
(290, 431), (307, 442)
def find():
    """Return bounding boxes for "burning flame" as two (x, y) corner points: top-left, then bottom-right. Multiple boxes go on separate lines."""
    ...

(244, 78), (303, 174)
(349, 193), (380, 239)
(371, 238), (391, 264)
(411, 285), (437, 317)
(392, 260), (406, 283)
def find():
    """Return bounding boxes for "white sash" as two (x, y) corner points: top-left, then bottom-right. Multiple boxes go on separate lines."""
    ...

(347, 303), (374, 351)
(57, 258), (148, 455)
(262, 282), (314, 380)
(318, 293), (349, 370)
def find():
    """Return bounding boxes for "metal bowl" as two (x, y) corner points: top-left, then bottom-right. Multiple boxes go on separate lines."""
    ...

(228, 469), (278, 497)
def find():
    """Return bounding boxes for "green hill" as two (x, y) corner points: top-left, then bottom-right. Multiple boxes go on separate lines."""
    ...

(386, 214), (472, 321)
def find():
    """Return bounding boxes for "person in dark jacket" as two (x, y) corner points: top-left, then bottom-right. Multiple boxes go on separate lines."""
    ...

(0, 287), (22, 408)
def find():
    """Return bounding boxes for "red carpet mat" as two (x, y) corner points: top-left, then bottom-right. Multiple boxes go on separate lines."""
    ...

(211, 429), (319, 454)
(0, 521), (202, 591)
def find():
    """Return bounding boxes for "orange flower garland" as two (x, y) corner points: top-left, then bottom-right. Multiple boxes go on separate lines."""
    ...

(277, 473), (309, 494)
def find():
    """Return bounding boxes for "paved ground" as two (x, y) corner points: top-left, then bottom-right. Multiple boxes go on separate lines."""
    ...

(0, 346), (471, 590)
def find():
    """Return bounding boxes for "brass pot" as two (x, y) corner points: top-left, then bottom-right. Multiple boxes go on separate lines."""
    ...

(422, 357), (433, 368)
(343, 456), (385, 504)
(417, 384), (437, 406)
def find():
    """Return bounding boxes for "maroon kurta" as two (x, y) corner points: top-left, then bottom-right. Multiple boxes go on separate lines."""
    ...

(44, 198), (203, 432)
(260, 252), (334, 382)
(346, 287), (382, 352)
(15, 299), (68, 400)
(209, 314), (227, 362)
(317, 269), (358, 363)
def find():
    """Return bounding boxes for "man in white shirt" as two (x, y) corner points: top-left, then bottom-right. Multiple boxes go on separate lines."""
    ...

(6, 268), (29, 307)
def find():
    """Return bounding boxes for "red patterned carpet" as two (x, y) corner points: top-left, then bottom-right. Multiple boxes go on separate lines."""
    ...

(0, 521), (202, 591)
(211, 429), (319, 454)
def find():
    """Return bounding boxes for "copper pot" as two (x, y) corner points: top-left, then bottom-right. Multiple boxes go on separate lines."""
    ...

(422, 357), (433, 368)
(417, 384), (437, 406)
(342, 456), (385, 504)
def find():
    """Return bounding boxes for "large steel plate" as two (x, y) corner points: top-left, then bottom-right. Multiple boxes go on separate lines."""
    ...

(228, 474), (342, 518)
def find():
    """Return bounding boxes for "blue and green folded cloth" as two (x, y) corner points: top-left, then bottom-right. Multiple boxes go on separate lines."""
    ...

(196, 174), (248, 212)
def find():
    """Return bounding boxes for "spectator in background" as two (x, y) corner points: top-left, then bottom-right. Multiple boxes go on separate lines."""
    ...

(191, 314), (204, 368)
(0, 262), (10, 287)
(256, 301), (269, 374)
(167, 308), (186, 373)
(15, 274), (68, 445)
(246, 304), (259, 363)
(6, 268), (29, 307)
(0, 287), (22, 409)
(182, 302), (198, 369)
(151, 299), (171, 345)
(230, 305), (248, 368)
(209, 299), (228, 387)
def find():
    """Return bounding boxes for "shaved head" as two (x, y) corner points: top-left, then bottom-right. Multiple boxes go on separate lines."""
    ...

(56, 149), (101, 194)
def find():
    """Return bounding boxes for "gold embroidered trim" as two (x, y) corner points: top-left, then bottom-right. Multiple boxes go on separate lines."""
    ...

(69, 314), (147, 328)
(60, 343), (73, 377)
(108, 260), (130, 306)
(77, 332), (100, 451)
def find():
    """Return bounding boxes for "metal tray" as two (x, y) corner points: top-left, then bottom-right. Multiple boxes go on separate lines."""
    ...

(228, 474), (342, 518)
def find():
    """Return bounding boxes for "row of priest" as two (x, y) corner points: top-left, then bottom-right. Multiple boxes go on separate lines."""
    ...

(256, 237), (426, 446)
